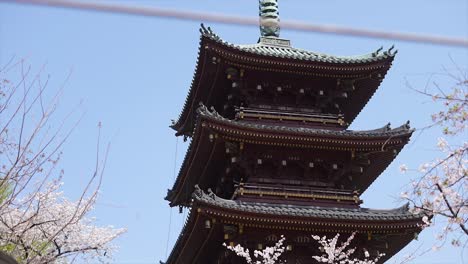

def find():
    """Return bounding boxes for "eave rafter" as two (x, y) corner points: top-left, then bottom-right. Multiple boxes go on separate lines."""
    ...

(165, 187), (424, 264)
(192, 186), (424, 233)
(166, 104), (413, 207)
(199, 104), (413, 150)
(171, 24), (397, 137)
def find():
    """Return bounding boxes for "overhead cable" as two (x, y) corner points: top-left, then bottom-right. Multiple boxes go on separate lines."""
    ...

(4, 0), (468, 48)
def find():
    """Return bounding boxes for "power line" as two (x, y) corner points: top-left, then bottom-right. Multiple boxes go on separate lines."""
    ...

(4, 0), (467, 48)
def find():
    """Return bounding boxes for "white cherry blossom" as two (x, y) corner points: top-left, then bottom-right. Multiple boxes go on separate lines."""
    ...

(0, 60), (125, 263)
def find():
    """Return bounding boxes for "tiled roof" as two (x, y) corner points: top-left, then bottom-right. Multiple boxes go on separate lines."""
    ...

(200, 24), (397, 64)
(171, 25), (397, 136)
(193, 185), (423, 222)
(197, 104), (414, 139)
(166, 104), (413, 206)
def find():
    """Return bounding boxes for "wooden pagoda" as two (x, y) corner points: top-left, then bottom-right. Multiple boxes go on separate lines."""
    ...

(164, 1), (424, 263)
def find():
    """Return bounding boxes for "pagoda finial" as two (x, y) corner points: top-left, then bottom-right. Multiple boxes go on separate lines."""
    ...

(259, 0), (280, 38)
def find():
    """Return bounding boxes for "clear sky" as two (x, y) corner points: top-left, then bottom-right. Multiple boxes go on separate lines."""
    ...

(1, 0), (467, 263)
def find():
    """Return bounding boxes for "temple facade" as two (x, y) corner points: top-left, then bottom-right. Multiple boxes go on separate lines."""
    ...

(164, 1), (424, 263)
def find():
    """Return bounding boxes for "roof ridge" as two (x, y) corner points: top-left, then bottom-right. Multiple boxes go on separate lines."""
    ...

(191, 186), (424, 219)
(196, 103), (413, 136)
(199, 24), (397, 63)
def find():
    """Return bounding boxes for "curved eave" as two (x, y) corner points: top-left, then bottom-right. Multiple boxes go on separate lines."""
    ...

(171, 25), (396, 136)
(200, 25), (396, 68)
(166, 106), (413, 206)
(170, 34), (218, 136)
(342, 73), (390, 125)
(165, 190), (425, 264)
(206, 40), (394, 75)
(165, 117), (214, 206)
(203, 34), (395, 126)
(192, 188), (424, 231)
(193, 195), (424, 264)
(199, 108), (413, 193)
(199, 204), (423, 232)
(199, 105), (413, 150)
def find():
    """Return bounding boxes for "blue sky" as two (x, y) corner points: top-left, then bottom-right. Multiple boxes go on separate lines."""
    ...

(1, 0), (467, 263)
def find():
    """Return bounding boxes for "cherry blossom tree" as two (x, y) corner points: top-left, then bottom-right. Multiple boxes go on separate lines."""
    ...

(223, 232), (384, 264)
(400, 72), (467, 249)
(223, 235), (286, 264)
(0, 58), (125, 263)
(311, 232), (384, 264)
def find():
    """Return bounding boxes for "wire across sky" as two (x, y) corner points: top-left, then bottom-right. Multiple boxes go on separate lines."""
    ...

(4, 0), (468, 48)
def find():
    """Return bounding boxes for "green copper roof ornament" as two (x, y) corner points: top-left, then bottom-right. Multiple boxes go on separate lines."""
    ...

(259, 0), (280, 38)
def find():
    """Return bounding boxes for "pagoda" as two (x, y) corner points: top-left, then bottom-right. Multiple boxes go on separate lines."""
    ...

(164, 1), (424, 263)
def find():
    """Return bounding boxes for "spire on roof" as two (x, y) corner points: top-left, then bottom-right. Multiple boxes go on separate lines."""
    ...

(259, 0), (280, 38)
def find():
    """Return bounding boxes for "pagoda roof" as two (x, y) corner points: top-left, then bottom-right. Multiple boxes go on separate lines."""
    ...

(193, 186), (422, 223)
(201, 24), (396, 65)
(166, 105), (413, 207)
(171, 24), (397, 137)
(164, 187), (424, 264)
(198, 104), (413, 141)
